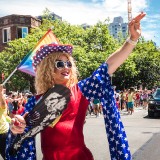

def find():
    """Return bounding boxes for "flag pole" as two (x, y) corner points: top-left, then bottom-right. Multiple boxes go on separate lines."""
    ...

(2, 68), (17, 86)
(2, 28), (58, 85)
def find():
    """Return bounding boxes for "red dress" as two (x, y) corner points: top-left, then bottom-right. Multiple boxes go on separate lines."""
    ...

(41, 85), (94, 160)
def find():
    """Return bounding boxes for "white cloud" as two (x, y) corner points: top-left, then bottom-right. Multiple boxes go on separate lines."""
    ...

(142, 29), (160, 46)
(0, 0), (159, 46)
(0, 0), (148, 25)
(142, 30), (156, 40)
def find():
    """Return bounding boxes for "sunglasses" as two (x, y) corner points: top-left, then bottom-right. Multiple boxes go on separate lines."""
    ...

(55, 60), (72, 69)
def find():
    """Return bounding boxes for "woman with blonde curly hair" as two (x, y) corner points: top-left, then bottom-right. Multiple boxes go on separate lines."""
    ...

(6, 12), (145, 160)
(35, 52), (78, 94)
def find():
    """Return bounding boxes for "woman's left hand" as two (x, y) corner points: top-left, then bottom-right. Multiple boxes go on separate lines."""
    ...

(129, 12), (146, 41)
(10, 113), (28, 135)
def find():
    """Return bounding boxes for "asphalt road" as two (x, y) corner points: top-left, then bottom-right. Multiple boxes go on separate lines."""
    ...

(84, 108), (160, 160)
(35, 107), (160, 160)
(1, 107), (160, 160)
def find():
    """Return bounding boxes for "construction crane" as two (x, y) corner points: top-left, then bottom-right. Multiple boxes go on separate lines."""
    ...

(127, 0), (132, 34)
(128, 0), (132, 23)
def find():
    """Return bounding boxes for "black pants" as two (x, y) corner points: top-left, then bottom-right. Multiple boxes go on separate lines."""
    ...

(0, 132), (7, 160)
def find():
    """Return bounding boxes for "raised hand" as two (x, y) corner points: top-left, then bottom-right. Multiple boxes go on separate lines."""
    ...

(129, 12), (146, 41)
(10, 113), (28, 134)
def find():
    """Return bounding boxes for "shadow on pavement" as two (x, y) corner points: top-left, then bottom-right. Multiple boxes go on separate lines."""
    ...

(143, 114), (160, 119)
(132, 132), (160, 160)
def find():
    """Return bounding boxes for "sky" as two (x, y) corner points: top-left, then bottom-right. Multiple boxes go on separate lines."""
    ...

(0, 0), (160, 46)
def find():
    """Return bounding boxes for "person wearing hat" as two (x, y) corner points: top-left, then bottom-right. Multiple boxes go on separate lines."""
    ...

(6, 12), (145, 160)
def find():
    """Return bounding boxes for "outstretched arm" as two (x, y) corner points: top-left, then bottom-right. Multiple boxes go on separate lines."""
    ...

(106, 12), (146, 75)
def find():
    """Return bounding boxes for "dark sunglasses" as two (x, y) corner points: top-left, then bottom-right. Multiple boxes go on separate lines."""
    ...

(55, 60), (72, 69)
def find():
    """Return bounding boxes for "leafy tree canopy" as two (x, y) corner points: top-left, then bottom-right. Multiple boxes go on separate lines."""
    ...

(0, 8), (159, 92)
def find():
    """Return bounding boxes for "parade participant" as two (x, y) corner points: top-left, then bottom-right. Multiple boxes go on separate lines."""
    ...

(6, 92), (14, 116)
(0, 85), (9, 159)
(135, 90), (140, 107)
(6, 12), (146, 160)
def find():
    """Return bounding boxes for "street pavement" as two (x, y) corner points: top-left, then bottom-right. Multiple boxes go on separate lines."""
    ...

(84, 107), (160, 160)
(1, 107), (160, 160)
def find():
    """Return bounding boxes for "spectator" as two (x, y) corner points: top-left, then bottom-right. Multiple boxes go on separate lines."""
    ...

(127, 87), (135, 115)
(142, 89), (148, 110)
(6, 92), (14, 116)
(0, 85), (9, 159)
(92, 99), (100, 117)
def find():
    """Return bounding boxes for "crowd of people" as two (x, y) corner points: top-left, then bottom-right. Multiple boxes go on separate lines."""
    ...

(87, 87), (156, 117)
(114, 87), (157, 115)
(0, 86), (33, 159)
(4, 90), (33, 118)
(0, 12), (146, 160)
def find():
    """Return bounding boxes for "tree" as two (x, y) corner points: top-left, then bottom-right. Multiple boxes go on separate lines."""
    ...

(0, 9), (159, 92)
(132, 39), (160, 89)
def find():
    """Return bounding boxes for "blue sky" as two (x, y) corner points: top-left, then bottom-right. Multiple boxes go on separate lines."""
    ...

(0, 0), (160, 46)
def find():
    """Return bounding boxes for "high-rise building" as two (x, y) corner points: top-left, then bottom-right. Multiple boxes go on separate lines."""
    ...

(108, 16), (128, 39)
(81, 23), (90, 29)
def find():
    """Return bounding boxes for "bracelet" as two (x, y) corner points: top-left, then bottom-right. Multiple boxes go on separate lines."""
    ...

(126, 37), (138, 46)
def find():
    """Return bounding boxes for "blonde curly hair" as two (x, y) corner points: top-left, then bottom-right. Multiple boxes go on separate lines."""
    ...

(35, 52), (78, 94)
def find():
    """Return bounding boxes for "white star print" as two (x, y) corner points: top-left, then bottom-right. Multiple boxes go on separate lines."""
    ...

(121, 143), (126, 148)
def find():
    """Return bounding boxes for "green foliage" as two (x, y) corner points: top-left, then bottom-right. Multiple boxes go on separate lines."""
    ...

(112, 39), (160, 89)
(132, 39), (160, 88)
(84, 22), (119, 53)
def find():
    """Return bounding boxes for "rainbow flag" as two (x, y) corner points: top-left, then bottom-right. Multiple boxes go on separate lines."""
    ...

(17, 29), (59, 76)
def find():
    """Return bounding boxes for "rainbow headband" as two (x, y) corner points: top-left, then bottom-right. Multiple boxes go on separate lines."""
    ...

(32, 43), (73, 70)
